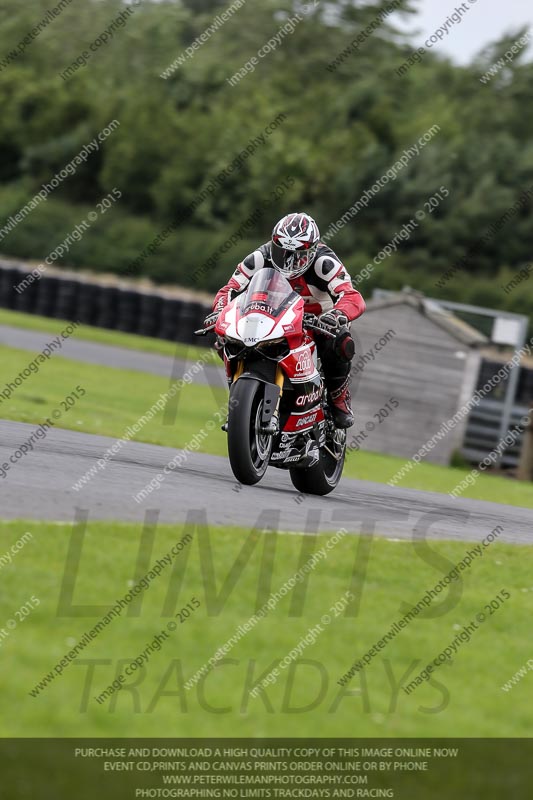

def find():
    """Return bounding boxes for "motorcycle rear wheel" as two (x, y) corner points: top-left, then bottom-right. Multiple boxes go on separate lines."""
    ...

(227, 378), (273, 485)
(289, 426), (346, 496)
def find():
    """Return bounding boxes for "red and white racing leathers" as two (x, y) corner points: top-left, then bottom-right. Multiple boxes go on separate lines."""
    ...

(213, 241), (365, 322)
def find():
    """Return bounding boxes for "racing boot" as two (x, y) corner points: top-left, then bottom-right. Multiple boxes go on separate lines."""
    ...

(327, 376), (354, 428)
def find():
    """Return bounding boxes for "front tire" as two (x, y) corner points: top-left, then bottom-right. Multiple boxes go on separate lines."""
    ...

(289, 426), (346, 496)
(227, 378), (273, 485)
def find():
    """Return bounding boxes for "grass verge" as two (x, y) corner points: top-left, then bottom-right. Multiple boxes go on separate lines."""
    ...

(0, 307), (216, 362)
(1, 519), (531, 737)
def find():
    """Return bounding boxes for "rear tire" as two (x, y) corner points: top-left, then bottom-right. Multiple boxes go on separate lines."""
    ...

(227, 378), (273, 485)
(289, 427), (346, 496)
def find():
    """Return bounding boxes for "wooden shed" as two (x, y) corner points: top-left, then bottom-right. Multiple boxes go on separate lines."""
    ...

(348, 289), (487, 465)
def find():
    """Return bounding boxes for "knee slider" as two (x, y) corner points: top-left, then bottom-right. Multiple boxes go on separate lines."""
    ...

(335, 331), (355, 362)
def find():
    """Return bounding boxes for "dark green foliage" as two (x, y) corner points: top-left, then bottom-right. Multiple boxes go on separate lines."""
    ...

(0, 0), (531, 325)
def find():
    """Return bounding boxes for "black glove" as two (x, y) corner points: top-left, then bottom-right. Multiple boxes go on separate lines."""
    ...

(202, 310), (220, 330)
(319, 309), (349, 332)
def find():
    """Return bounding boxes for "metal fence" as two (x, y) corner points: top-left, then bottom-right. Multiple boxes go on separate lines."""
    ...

(462, 396), (529, 469)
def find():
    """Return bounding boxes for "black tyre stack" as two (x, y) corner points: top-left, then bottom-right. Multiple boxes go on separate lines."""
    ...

(55, 278), (80, 320)
(94, 284), (119, 330)
(75, 281), (101, 326)
(34, 275), (60, 318)
(116, 288), (141, 333)
(138, 292), (163, 338)
(0, 260), (212, 346)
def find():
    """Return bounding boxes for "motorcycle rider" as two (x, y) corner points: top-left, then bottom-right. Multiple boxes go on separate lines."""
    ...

(207, 212), (365, 428)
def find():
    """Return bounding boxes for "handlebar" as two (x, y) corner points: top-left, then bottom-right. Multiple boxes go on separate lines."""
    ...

(194, 325), (216, 336)
(194, 310), (219, 336)
(195, 313), (340, 338)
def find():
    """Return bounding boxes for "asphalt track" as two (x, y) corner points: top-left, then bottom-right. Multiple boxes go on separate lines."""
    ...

(1, 420), (530, 545)
(0, 324), (224, 385)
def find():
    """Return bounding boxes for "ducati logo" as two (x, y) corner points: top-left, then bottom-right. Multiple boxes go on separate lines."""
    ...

(296, 412), (318, 428)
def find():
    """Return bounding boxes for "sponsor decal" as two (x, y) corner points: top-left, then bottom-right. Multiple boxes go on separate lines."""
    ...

(295, 387), (322, 406)
(295, 351), (313, 373)
(281, 433), (295, 442)
(245, 301), (273, 314)
(296, 411), (319, 428)
(279, 236), (300, 248)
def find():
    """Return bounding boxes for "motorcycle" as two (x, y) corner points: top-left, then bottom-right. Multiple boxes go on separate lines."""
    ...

(195, 268), (347, 495)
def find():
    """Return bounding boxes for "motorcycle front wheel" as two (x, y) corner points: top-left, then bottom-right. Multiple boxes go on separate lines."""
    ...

(227, 378), (273, 485)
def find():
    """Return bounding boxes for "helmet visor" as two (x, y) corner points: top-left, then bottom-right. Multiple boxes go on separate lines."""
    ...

(271, 240), (317, 278)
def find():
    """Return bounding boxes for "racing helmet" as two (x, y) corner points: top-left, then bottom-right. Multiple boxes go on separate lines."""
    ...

(271, 212), (320, 278)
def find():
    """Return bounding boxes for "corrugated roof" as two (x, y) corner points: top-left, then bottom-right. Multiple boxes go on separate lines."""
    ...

(365, 289), (488, 347)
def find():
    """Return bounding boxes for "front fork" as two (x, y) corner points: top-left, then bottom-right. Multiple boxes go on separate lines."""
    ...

(225, 361), (284, 435)
(261, 365), (284, 434)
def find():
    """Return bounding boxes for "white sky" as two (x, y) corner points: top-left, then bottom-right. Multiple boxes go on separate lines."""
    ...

(393, 0), (533, 63)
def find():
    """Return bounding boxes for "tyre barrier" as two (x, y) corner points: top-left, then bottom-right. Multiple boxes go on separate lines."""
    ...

(0, 266), (23, 310)
(159, 297), (182, 342)
(35, 276), (61, 318)
(55, 279), (80, 321)
(116, 288), (141, 333)
(75, 282), (102, 326)
(95, 284), (119, 330)
(0, 261), (212, 347)
(138, 292), (163, 338)
(13, 283), (37, 313)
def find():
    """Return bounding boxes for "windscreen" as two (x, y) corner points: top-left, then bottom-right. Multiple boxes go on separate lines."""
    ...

(239, 268), (300, 318)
